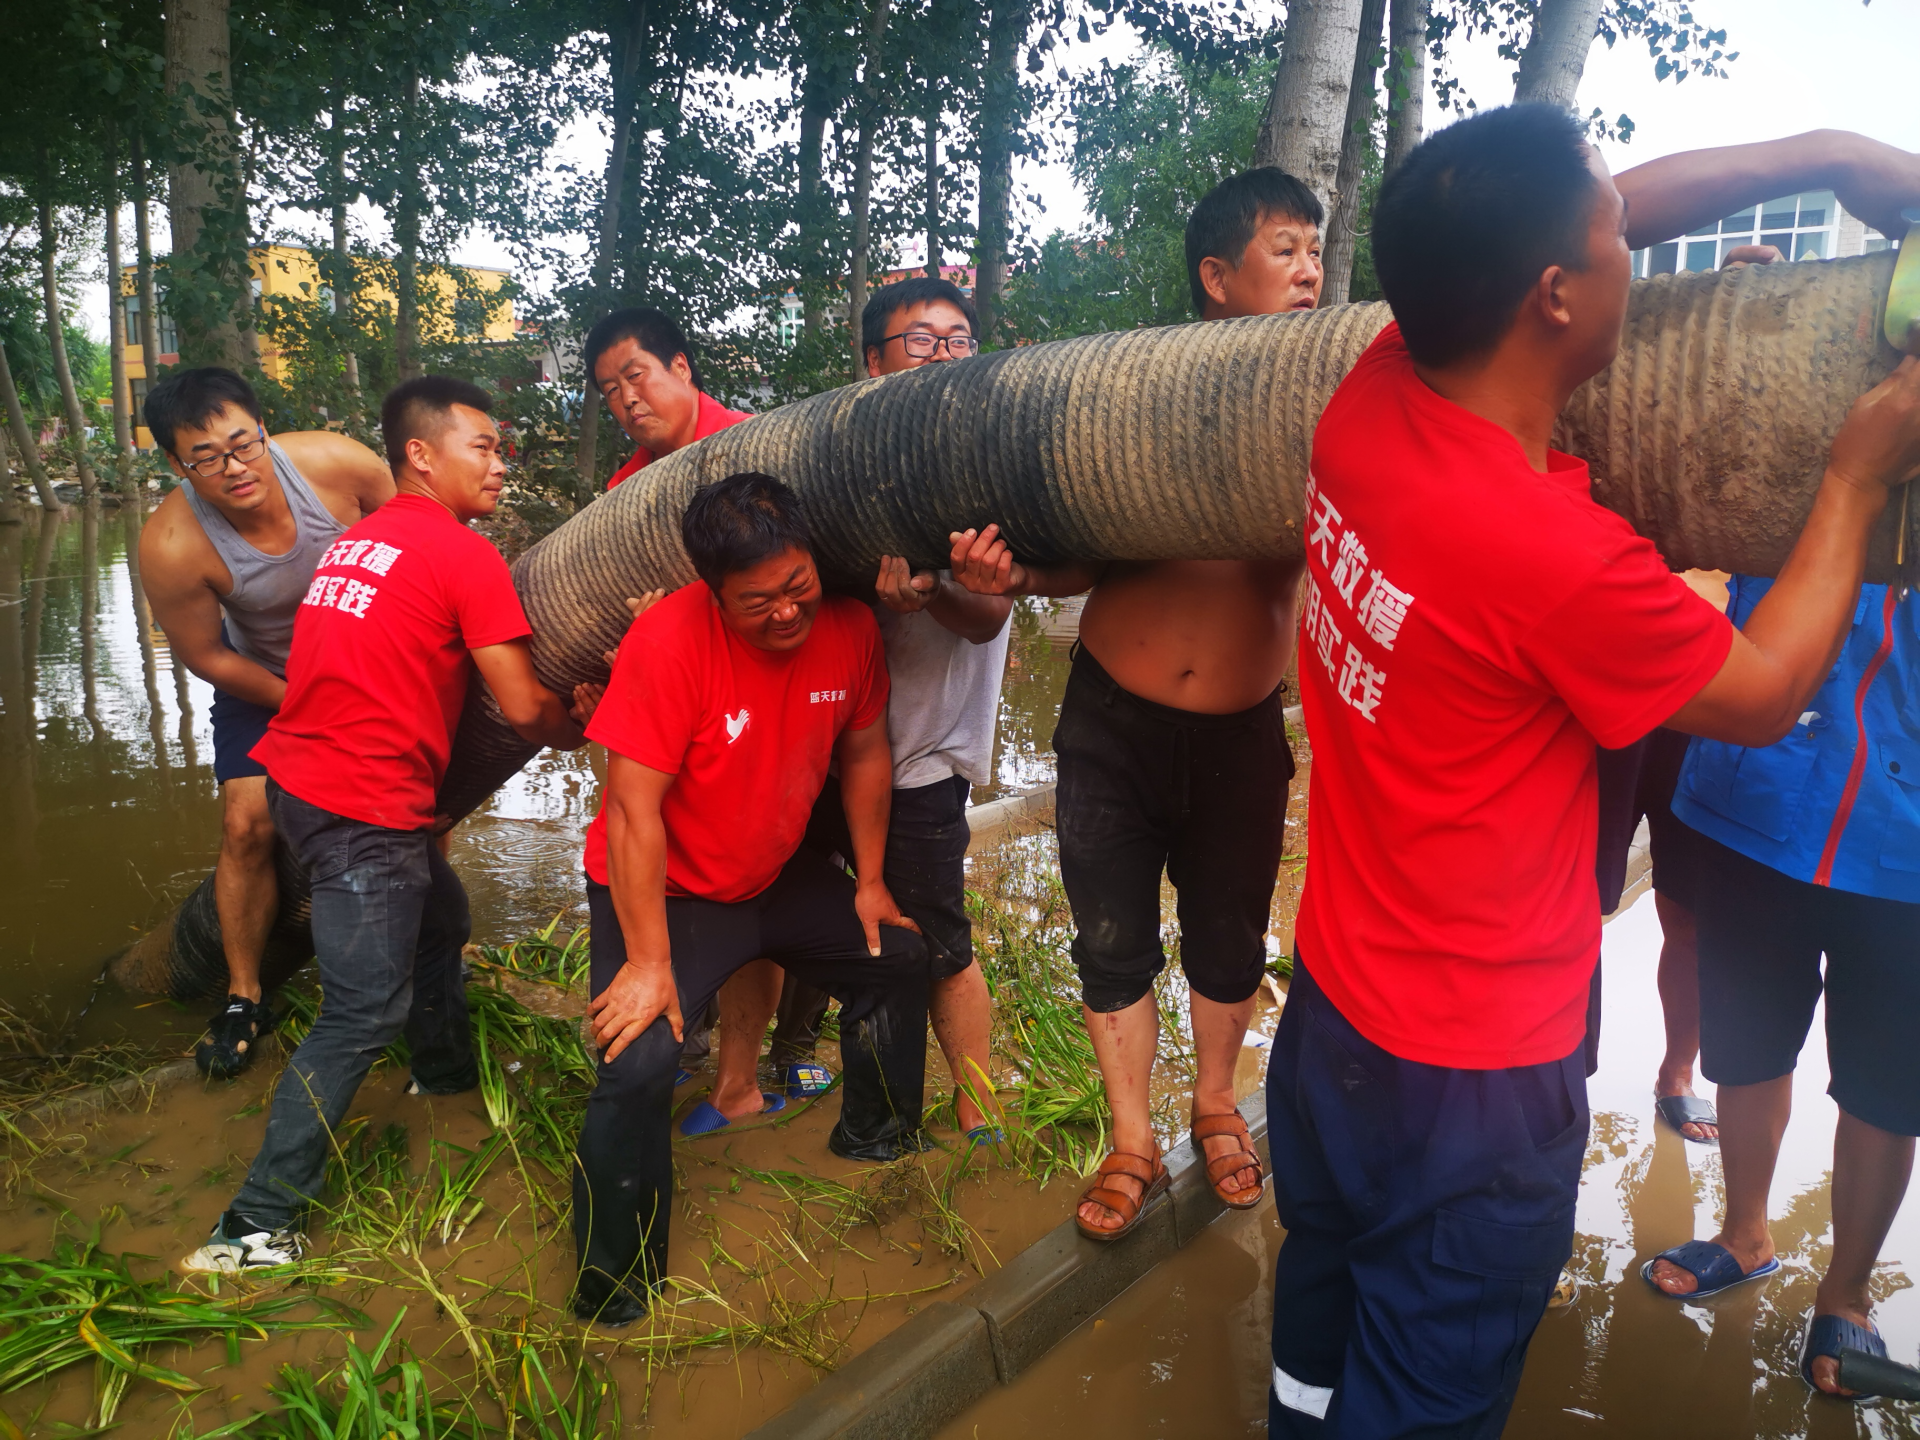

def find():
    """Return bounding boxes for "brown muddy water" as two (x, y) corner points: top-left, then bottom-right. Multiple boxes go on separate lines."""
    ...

(0, 505), (1075, 1038)
(939, 886), (1920, 1440)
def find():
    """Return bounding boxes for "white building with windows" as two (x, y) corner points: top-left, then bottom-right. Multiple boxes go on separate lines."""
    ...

(1630, 190), (1897, 278)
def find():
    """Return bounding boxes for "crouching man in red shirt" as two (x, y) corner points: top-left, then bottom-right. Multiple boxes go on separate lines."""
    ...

(1267, 107), (1920, 1436)
(572, 471), (930, 1326)
(181, 377), (598, 1274)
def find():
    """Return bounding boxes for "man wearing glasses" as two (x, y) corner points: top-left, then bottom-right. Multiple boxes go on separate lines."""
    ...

(696, 276), (1011, 1145)
(139, 367), (394, 1079)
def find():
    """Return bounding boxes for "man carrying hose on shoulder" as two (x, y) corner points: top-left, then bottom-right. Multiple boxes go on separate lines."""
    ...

(570, 472), (932, 1327)
(699, 274), (1012, 1142)
(1265, 109), (1920, 1437)
(949, 166), (1326, 1240)
(138, 368), (393, 1079)
(180, 377), (599, 1273)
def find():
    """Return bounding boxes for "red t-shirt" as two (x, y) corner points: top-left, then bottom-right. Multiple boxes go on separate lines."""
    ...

(605, 391), (752, 489)
(1295, 326), (1732, 1069)
(252, 493), (533, 830)
(582, 583), (888, 901)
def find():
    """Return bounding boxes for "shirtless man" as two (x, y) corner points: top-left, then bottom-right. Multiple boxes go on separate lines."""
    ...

(950, 167), (1324, 1238)
(139, 368), (393, 1077)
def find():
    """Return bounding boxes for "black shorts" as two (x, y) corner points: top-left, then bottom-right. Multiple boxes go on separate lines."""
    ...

(1054, 645), (1295, 1013)
(1694, 831), (1920, 1136)
(211, 689), (274, 784)
(1594, 726), (1704, 913)
(803, 772), (974, 981)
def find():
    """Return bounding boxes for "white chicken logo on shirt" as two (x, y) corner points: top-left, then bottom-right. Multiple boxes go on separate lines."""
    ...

(725, 708), (750, 744)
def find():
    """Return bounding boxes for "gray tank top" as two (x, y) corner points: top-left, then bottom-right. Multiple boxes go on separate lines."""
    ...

(183, 440), (349, 677)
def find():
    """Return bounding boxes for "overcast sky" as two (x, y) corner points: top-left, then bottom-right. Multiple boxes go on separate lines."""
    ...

(79, 0), (1920, 341)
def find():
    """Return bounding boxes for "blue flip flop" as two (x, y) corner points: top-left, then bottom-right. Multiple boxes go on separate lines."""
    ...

(1641, 1239), (1781, 1299)
(964, 1124), (1006, 1148)
(782, 1062), (834, 1098)
(1801, 1312), (1886, 1404)
(678, 1093), (786, 1137)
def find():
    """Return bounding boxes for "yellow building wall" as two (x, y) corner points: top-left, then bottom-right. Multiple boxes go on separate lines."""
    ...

(120, 246), (515, 447)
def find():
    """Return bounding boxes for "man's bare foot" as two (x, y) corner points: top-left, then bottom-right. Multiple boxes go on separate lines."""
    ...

(1648, 1231), (1772, 1295)
(1656, 1069), (1718, 1142)
(1077, 1174), (1140, 1233)
(1075, 1148), (1164, 1236)
(707, 1081), (769, 1121)
(1807, 1283), (1879, 1397)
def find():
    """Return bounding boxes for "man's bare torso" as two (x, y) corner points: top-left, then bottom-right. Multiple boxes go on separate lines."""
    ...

(1079, 557), (1305, 714)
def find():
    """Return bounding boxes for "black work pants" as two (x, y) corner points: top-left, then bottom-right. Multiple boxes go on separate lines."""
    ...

(572, 849), (930, 1314)
(770, 773), (976, 1064)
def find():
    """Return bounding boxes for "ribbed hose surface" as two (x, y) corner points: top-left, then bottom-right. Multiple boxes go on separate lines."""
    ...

(116, 253), (1906, 999)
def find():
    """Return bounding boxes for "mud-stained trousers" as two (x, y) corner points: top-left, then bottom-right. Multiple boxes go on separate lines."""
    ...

(572, 848), (931, 1317)
(1266, 957), (1587, 1438)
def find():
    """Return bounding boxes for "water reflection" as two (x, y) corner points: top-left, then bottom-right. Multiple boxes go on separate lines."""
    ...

(0, 505), (1076, 1041)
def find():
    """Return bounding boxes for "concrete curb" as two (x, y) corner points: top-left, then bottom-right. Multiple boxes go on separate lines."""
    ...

(746, 1095), (1270, 1439)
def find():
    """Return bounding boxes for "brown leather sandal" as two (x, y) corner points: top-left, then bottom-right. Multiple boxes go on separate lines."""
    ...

(1074, 1149), (1170, 1243)
(1193, 1110), (1266, 1210)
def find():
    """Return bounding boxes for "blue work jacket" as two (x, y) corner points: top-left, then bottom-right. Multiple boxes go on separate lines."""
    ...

(1675, 576), (1920, 902)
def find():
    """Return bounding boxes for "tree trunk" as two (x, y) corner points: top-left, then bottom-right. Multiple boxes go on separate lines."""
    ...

(104, 132), (137, 493)
(575, 0), (650, 490)
(163, 0), (251, 369)
(846, 0), (892, 375)
(39, 193), (99, 501)
(132, 134), (165, 389)
(974, 0), (1030, 344)
(329, 100), (361, 403)
(0, 343), (61, 514)
(0, 410), (20, 525)
(796, 80), (832, 335)
(1513, 0), (1607, 110)
(394, 70), (424, 384)
(1321, 0), (1388, 306)
(1383, 0), (1430, 175)
(924, 85), (941, 279)
(1255, 0), (1365, 218)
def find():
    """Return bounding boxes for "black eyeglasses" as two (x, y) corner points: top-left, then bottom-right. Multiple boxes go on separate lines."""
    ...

(179, 429), (267, 479)
(884, 331), (978, 358)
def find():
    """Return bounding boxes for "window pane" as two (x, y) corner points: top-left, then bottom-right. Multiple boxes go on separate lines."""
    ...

(1650, 241), (1679, 276)
(1687, 221), (1718, 237)
(1719, 237), (1752, 265)
(1685, 240), (1718, 271)
(1865, 237), (1891, 254)
(1720, 209), (1756, 234)
(1760, 197), (1798, 229)
(1797, 189), (1835, 227)
(1795, 232), (1828, 260)
(1762, 232), (1793, 254)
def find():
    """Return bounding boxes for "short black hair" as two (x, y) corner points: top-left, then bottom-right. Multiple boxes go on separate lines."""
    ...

(144, 367), (262, 455)
(582, 307), (704, 394)
(380, 376), (493, 470)
(681, 472), (813, 593)
(1372, 104), (1600, 368)
(861, 276), (979, 357)
(1184, 168), (1325, 315)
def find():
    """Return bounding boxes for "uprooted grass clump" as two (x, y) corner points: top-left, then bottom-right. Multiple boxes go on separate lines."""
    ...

(0, 818), (1207, 1435)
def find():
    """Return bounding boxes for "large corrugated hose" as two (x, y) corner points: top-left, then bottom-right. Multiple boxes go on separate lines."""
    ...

(111, 252), (1909, 999)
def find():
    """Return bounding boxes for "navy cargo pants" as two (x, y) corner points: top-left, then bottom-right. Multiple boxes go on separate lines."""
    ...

(1266, 957), (1588, 1438)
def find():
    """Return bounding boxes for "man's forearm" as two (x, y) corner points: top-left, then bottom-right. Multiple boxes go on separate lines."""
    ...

(508, 692), (586, 751)
(839, 757), (894, 886)
(181, 646), (286, 709)
(606, 805), (672, 975)
(1738, 470), (1886, 734)
(1010, 560), (1102, 599)
(1618, 131), (1885, 250)
(927, 580), (1012, 643)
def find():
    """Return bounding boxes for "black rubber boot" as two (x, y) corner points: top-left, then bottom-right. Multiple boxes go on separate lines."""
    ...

(827, 1001), (932, 1162)
(195, 995), (276, 1080)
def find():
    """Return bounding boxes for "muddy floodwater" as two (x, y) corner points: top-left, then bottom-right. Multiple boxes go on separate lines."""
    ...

(0, 505), (1075, 1035)
(939, 885), (1920, 1440)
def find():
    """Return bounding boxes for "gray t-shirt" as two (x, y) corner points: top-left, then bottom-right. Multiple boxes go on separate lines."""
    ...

(876, 574), (1011, 791)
